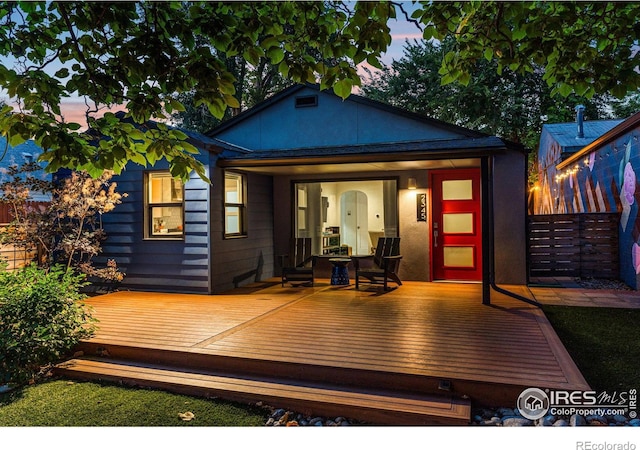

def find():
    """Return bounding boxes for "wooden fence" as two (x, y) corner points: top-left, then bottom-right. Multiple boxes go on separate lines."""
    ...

(0, 201), (49, 271)
(528, 213), (619, 279)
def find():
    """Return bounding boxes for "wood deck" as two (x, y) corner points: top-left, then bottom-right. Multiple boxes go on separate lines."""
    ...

(58, 280), (590, 425)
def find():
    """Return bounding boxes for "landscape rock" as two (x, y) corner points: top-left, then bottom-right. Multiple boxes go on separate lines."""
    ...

(553, 419), (569, 427)
(502, 417), (533, 427)
(613, 414), (628, 424)
(570, 414), (587, 426)
(538, 415), (555, 427)
(497, 407), (515, 417)
(586, 414), (607, 426)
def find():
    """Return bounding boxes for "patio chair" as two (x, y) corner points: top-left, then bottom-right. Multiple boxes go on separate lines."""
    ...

(352, 237), (402, 291)
(280, 237), (316, 287)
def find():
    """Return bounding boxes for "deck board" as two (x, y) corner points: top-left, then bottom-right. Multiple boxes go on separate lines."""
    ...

(79, 280), (590, 406)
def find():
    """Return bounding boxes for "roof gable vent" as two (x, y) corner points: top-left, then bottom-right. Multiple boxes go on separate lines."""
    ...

(295, 95), (318, 108)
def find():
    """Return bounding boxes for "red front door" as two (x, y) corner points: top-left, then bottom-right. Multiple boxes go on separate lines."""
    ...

(431, 169), (482, 281)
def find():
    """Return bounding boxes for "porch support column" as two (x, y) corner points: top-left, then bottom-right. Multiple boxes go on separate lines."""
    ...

(481, 156), (492, 305)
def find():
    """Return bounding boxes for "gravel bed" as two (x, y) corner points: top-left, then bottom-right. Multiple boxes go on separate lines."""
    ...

(471, 406), (639, 427)
(574, 277), (632, 290)
(260, 405), (364, 426)
(258, 403), (640, 427)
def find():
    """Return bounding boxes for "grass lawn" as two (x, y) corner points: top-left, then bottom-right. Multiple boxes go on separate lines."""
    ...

(542, 305), (640, 392)
(1, 305), (636, 427)
(0, 378), (269, 426)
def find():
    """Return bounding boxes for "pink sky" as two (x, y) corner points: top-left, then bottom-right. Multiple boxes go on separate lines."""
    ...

(9, 6), (424, 128)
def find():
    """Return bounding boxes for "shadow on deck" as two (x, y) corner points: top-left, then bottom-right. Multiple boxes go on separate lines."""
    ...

(56, 280), (589, 425)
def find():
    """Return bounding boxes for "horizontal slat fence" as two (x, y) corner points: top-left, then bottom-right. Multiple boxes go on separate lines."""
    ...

(528, 213), (619, 279)
(0, 202), (49, 270)
(0, 244), (38, 270)
(0, 201), (50, 223)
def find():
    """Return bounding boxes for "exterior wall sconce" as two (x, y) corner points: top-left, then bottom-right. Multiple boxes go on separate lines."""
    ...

(408, 177), (417, 190)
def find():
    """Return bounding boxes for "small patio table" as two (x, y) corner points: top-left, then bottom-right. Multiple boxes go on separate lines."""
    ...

(329, 258), (351, 285)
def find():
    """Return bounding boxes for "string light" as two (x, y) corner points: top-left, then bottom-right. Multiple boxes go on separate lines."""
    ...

(554, 165), (580, 182)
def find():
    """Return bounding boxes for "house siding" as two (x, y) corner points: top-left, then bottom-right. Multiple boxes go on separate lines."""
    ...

(97, 154), (212, 293)
(213, 87), (464, 151)
(536, 120), (640, 289)
(209, 167), (275, 293)
(493, 151), (528, 284)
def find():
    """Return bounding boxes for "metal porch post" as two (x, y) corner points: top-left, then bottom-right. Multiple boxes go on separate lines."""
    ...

(481, 156), (491, 305)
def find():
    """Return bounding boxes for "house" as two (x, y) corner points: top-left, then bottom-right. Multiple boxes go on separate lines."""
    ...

(0, 137), (51, 269)
(533, 106), (623, 214)
(0, 137), (51, 203)
(534, 110), (640, 289)
(98, 84), (529, 296)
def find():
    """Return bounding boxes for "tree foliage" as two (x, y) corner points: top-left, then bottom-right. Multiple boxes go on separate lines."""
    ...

(412, 1), (640, 99)
(1, 1), (639, 179)
(0, 1), (394, 180)
(0, 164), (126, 282)
(170, 55), (294, 134)
(363, 39), (614, 152)
(0, 263), (96, 385)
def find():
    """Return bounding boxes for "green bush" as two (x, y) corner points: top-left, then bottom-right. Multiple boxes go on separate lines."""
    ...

(0, 264), (97, 385)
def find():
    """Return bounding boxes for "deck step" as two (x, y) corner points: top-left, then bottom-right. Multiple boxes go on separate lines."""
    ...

(56, 357), (471, 425)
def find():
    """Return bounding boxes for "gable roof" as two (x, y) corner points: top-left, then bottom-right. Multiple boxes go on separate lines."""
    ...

(207, 83), (488, 140)
(0, 138), (44, 168)
(557, 111), (640, 170)
(219, 136), (509, 166)
(208, 83), (526, 175)
(0, 137), (50, 201)
(541, 119), (624, 154)
(109, 111), (235, 155)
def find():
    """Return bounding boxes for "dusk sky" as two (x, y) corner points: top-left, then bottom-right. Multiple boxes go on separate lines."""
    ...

(1, 3), (425, 127)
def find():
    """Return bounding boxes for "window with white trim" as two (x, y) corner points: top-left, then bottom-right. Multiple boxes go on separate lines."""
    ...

(224, 172), (247, 237)
(145, 171), (184, 238)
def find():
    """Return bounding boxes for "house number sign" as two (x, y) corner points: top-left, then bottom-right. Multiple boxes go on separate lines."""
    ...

(417, 193), (427, 222)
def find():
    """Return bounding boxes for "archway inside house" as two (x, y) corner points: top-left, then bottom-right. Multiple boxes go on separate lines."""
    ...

(340, 190), (369, 255)
(294, 179), (398, 256)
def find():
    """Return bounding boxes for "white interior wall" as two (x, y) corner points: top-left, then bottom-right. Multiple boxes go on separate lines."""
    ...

(320, 180), (385, 249)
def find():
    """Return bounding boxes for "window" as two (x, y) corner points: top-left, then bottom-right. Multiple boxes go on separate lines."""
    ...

(224, 172), (247, 237)
(145, 172), (184, 238)
(294, 180), (398, 255)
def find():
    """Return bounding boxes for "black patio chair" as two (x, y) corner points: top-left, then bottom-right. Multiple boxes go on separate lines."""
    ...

(280, 237), (316, 287)
(352, 237), (402, 291)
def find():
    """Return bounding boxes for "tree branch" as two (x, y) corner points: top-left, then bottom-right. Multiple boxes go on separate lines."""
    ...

(57, 3), (103, 101)
(390, 2), (424, 33)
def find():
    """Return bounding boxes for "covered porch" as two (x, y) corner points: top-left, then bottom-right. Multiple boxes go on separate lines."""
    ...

(58, 280), (589, 425)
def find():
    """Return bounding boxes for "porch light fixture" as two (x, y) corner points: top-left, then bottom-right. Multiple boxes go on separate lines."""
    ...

(408, 177), (417, 190)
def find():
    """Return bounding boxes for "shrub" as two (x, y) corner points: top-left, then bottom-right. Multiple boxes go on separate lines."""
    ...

(0, 164), (126, 283)
(0, 264), (97, 385)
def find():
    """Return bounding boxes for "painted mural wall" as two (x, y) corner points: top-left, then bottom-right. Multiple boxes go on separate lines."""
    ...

(536, 123), (640, 289)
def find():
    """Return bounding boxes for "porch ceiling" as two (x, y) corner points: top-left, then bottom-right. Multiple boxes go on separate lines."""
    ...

(219, 157), (481, 175)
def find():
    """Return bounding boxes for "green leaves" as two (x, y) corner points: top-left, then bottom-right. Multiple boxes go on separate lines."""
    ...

(416, 1), (640, 99)
(0, 263), (95, 385)
(0, 1), (393, 179)
(333, 79), (353, 99)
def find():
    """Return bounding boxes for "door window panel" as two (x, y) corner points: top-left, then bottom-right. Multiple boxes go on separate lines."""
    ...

(443, 246), (475, 268)
(442, 179), (473, 200)
(443, 213), (474, 234)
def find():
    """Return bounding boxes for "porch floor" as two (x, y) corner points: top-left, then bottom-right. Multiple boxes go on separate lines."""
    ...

(60, 280), (590, 424)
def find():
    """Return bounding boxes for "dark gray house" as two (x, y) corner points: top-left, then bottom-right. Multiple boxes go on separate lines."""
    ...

(99, 84), (528, 295)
